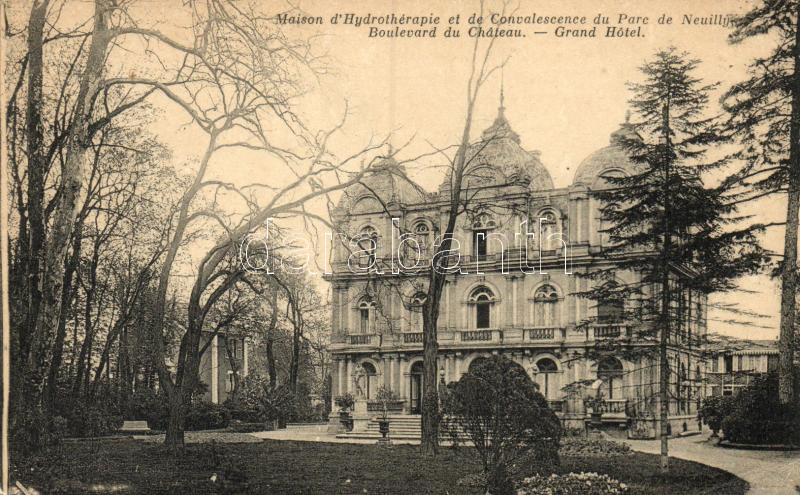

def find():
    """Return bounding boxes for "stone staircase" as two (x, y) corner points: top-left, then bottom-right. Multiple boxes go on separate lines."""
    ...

(337, 415), (470, 442)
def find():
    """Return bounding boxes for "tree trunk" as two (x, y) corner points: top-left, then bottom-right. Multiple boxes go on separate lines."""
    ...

(778, 6), (800, 405)
(12, 0), (50, 427)
(24, 0), (113, 414)
(421, 309), (439, 456)
(44, 231), (81, 412)
(225, 339), (241, 401)
(290, 327), (301, 394)
(266, 290), (278, 389)
(164, 394), (186, 450)
(659, 102), (672, 474)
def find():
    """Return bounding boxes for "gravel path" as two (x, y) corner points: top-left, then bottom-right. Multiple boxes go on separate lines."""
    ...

(623, 432), (800, 494)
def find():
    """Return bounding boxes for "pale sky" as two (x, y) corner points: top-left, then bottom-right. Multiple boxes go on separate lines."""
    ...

(109, 0), (784, 340)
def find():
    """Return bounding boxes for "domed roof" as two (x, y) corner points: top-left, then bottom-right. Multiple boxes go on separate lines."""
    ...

(337, 155), (427, 212)
(438, 105), (554, 192)
(572, 121), (639, 187)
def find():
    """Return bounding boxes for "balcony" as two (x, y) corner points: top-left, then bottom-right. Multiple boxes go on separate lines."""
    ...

(592, 324), (631, 339)
(403, 332), (424, 344)
(459, 329), (495, 342)
(349, 334), (378, 346)
(595, 399), (627, 415)
(524, 327), (564, 342)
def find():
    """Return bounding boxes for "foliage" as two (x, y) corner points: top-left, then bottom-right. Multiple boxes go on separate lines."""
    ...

(185, 402), (231, 431)
(559, 436), (633, 457)
(442, 356), (562, 495)
(375, 385), (400, 420)
(580, 47), (765, 358)
(335, 393), (355, 412)
(723, 0), (800, 407)
(698, 395), (735, 433)
(517, 472), (628, 494)
(64, 403), (123, 438)
(720, 372), (800, 445)
(10, 409), (65, 454)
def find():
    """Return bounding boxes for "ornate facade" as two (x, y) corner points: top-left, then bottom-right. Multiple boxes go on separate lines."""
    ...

(325, 104), (707, 436)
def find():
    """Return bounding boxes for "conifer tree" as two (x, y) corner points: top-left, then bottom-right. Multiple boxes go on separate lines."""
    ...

(581, 48), (764, 473)
(723, 0), (800, 405)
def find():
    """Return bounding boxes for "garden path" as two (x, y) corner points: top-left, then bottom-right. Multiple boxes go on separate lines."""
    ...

(623, 432), (800, 494)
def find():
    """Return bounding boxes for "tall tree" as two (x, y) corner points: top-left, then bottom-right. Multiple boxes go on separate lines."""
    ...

(585, 48), (764, 473)
(723, 0), (800, 405)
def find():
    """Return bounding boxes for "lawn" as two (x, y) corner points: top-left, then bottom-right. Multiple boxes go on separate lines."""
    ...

(13, 438), (748, 494)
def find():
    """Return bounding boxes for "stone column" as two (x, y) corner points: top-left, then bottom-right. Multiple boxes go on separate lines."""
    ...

(338, 358), (345, 396)
(508, 275), (516, 328)
(449, 279), (458, 330)
(383, 355), (390, 388)
(346, 357), (353, 394)
(211, 335), (219, 404)
(390, 355), (396, 391)
(243, 339), (249, 377)
(331, 286), (341, 337)
(448, 354), (456, 382)
(398, 356), (406, 398)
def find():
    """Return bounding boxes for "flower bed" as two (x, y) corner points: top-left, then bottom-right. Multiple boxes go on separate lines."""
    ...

(517, 472), (628, 494)
(558, 436), (632, 457)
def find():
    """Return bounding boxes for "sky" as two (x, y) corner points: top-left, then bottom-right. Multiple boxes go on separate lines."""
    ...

(92, 0), (786, 340)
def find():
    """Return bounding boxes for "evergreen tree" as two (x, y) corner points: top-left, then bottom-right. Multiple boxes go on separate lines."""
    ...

(723, 0), (800, 405)
(580, 48), (765, 473)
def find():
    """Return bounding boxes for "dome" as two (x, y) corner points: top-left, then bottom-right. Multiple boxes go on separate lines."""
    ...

(572, 122), (639, 187)
(337, 155), (428, 212)
(438, 106), (554, 192)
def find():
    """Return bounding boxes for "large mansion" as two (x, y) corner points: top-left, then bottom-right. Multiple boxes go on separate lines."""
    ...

(325, 103), (707, 437)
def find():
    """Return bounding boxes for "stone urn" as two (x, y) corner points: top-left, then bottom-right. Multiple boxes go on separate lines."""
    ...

(339, 411), (353, 431)
(378, 419), (390, 438)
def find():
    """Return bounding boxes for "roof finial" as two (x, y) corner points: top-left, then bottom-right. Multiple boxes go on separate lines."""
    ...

(499, 68), (506, 116)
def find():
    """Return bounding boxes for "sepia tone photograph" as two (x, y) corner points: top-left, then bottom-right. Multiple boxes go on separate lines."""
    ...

(1, 0), (800, 493)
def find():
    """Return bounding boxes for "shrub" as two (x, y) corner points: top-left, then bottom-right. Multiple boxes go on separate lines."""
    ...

(698, 395), (734, 434)
(66, 405), (123, 438)
(442, 356), (562, 495)
(334, 393), (355, 411)
(720, 372), (800, 445)
(517, 472), (628, 494)
(185, 402), (231, 431)
(10, 409), (64, 453)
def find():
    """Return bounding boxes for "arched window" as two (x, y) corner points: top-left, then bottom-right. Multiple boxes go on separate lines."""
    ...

(361, 362), (377, 399)
(408, 292), (427, 332)
(413, 222), (431, 256)
(357, 226), (378, 268)
(535, 358), (559, 399)
(597, 282), (624, 323)
(597, 357), (624, 400)
(471, 212), (496, 260)
(533, 284), (560, 327)
(468, 287), (495, 329)
(468, 356), (488, 373)
(358, 297), (375, 334)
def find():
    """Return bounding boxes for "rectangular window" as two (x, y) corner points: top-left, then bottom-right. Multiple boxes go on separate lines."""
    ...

(712, 358), (718, 373)
(724, 355), (733, 373)
(476, 303), (490, 329)
(360, 309), (370, 333)
(737, 355), (744, 371)
(473, 230), (488, 259)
